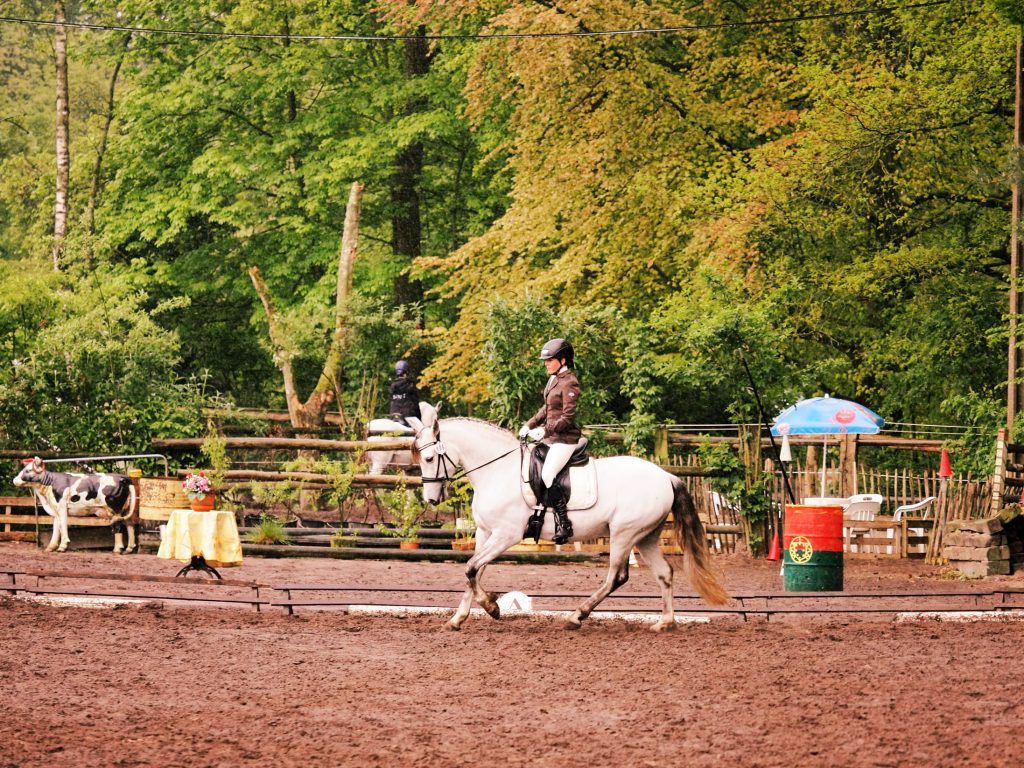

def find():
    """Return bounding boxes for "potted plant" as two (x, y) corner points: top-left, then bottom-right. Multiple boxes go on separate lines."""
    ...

(377, 477), (424, 549)
(182, 471), (215, 511)
(437, 480), (474, 550)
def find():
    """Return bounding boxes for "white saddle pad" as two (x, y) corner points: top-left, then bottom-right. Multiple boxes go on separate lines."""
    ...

(367, 418), (414, 435)
(521, 450), (598, 511)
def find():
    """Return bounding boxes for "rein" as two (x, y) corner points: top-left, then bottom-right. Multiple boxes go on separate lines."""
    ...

(415, 427), (521, 486)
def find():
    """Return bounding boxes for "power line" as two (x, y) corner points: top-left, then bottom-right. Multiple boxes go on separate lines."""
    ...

(0, 1), (956, 43)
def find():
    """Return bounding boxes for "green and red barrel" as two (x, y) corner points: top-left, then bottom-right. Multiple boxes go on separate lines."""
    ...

(782, 504), (843, 591)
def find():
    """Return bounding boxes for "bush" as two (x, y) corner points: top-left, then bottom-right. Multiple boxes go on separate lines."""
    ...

(376, 476), (426, 542)
(244, 513), (290, 545)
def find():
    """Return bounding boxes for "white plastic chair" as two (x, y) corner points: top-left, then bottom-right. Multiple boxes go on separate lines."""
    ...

(892, 496), (936, 521)
(892, 497), (937, 556)
(843, 494), (883, 553)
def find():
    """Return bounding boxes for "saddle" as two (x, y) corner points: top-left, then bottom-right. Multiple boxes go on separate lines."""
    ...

(522, 439), (598, 513)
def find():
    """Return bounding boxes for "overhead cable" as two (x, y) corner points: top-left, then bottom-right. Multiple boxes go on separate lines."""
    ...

(0, 1), (956, 43)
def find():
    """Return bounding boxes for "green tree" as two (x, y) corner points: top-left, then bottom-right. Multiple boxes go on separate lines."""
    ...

(0, 256), (213, 454)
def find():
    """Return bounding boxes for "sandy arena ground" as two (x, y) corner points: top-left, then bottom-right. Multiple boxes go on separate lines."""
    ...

(2, 542), (1024, 767)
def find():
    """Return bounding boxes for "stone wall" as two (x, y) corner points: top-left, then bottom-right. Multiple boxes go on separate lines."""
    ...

(942, 505), (1024, 578)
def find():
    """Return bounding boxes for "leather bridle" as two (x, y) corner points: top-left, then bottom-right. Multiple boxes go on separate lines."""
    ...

(413, 422), (519, 493)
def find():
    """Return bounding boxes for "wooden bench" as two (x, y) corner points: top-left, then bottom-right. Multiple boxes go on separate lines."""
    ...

(843, 516), (900, 556)
(1, 496), (49, 542)
(0, 496), (121, 543)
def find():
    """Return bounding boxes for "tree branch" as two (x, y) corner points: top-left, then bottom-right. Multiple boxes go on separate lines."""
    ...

(248, 265), (301, 419)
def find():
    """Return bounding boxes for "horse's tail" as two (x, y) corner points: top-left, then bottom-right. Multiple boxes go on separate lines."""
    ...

(671, 478), (730, 606)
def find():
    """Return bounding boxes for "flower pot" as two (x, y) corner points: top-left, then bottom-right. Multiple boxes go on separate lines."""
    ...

(451, 538), (476, 551)
(399, 540), (420, 550)
(189, 493), (216, 512)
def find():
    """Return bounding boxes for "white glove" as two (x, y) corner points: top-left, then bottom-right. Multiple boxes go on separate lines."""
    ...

(518, 424), (530, 438)
(528, 427), (546, 441)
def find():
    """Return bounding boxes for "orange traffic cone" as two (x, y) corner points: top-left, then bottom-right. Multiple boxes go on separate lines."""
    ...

(766, 529), (781, 561)
(939, 448), (953, 478)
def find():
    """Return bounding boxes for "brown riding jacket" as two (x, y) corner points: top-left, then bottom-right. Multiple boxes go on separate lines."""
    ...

(526, 368), (582, 445)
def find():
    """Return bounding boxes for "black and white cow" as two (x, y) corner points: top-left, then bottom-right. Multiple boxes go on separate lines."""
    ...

(12, 457), (138, 554)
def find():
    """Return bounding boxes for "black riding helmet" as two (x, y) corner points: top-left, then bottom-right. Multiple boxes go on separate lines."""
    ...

(539, 338), (574, 368)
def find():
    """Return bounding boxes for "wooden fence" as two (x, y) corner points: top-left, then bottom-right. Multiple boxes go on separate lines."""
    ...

(768, 458), (990, 520)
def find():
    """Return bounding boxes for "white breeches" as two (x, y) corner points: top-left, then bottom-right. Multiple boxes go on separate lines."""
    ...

(541, 443), (575, 487)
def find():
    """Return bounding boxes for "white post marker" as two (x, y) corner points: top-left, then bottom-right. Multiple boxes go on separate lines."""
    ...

(496, 591), (533, 614)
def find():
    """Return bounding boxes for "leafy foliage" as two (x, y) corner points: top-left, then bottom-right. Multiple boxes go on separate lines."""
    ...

(482, 295), (620, 426)
(0, 0), (1019, 478)
(0, 256), (216, 457)
(243, 513), (291, 545)
(376, 476), (426, 541)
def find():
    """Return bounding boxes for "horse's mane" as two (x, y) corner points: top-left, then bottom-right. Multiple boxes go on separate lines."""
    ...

(443, 416), (514, 440)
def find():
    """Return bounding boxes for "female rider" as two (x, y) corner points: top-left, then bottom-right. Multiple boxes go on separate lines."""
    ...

(518, 338), (581, 544)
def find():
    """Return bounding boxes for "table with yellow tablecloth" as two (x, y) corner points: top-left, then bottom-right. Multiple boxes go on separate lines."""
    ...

(157, 509), (243, 571)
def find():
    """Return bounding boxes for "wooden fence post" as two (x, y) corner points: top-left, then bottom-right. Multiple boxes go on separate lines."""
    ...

(839, 434), (858, 496)
(804, 444), (818, 499)
(992, 428), (1007, 516)
(654, 427), (669, 463)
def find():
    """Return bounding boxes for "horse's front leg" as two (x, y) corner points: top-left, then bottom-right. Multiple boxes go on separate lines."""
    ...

(448, 529), (522, 630)
(450, 585), (476, 630)
(566, 532), (637, 630)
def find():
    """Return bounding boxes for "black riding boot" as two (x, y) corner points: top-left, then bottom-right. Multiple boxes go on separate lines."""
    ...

(546, 485), (573, 545)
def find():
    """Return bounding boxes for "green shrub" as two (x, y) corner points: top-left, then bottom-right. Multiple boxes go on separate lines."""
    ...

(244, 513), (290, 545)
(376, 476), (425, 542)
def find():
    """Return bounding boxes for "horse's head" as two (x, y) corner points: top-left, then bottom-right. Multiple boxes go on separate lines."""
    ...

(407, 402), (449, 504)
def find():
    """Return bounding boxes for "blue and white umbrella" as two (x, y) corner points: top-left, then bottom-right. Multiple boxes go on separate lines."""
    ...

(770, 396), (885, 437)
(770, 396), (885, 496)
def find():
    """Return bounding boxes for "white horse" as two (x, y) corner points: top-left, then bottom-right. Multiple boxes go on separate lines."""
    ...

(407, 403), (730, 631)
(366, 418), (414, 475)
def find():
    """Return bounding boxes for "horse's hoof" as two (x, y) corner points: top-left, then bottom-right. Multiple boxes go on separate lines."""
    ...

(650, 620), (677, 633)
(45, 545), (58, 552)
(447, 619), (462, 631)
(484, 604), (501, 620)
(564, 617), (582, 631)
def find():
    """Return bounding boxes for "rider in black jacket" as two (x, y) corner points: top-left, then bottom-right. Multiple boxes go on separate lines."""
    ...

(389, 360), (419, 425)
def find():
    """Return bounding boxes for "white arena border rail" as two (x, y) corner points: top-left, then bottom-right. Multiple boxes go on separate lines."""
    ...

(5, 569), (1024, 623)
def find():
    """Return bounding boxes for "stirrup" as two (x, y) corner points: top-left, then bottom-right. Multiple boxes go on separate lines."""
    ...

(524, 507), (545, 543)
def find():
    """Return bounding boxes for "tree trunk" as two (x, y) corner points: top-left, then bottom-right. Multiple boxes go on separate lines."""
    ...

(249, 181), (364, 432)
(391, 31), (429, 319)
(282, 14), (304, 197)
(85, 33), (131, 263)
(1009, 31), (1023, 431)
(51, 1), (70, 271)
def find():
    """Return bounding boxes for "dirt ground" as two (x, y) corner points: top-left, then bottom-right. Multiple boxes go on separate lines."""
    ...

(2, 542), (1024, 768)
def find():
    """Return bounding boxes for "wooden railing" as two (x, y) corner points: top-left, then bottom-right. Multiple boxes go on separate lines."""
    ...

(991, 428), (1024, 515)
